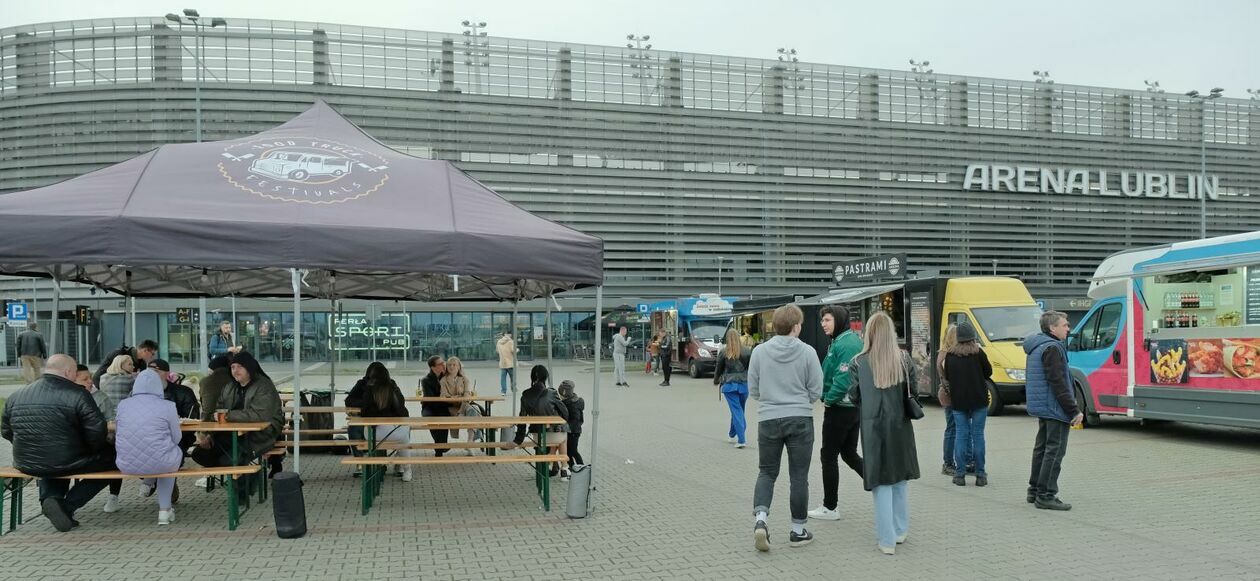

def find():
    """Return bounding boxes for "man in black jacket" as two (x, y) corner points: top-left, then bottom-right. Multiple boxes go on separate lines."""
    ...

(92, 339), (158, 389)
(418, 356), (451, 457)
(150, 359), (200, 450)
(1, 354), (116, 532)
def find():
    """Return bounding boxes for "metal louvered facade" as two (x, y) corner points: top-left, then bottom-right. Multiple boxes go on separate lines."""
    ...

(2, 17), (1259, 301)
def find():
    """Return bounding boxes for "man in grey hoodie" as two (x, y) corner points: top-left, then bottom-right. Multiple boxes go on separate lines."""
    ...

(748, 304), (823, 551)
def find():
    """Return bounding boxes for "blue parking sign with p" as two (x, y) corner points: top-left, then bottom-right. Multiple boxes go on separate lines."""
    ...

(637, 304), (648, 314)
(7, 302), (28, 321)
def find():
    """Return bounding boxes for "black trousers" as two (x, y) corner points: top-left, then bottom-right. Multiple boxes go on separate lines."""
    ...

(37, 454), (116, 515)
(567, 433), (584, 467)
(1028, 418), (1071, 500)
(661, 353), (673, 383)
(820, 404), (864, 510)
(421, 407), (451, 456)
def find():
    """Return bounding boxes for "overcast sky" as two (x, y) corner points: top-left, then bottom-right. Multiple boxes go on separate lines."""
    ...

(3, 0), (1256, 98)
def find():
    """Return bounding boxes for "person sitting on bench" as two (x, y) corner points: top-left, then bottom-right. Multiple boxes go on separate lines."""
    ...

(115, 369), (184, 526)
(358, 363), (414, 482)
(505, 365), (570, 479)
(1, 354), (116, 532)
(191, 351), (283, 498)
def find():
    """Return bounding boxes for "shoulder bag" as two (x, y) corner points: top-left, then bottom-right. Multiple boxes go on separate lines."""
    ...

(903, 355), (925, 420)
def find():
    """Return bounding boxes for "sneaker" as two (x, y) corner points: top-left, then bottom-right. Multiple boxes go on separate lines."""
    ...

(789, 529), (814, 547)
(41, 497), (74, 533)
(194, 477), (208, 489)
(560, 471), (571, 482)
(975, 475), (988, 487)
(896, 533), (908, 544)
(401, 467), (413, 482)
(103, 494), (120, 513)
(1026, 491), (1036, 504)
(879, 545), (896, 555)
(734, 443), (746, 449)
(753, 521), (770, 552)
(464, 449), (474, 456)
(965, 463), (977, 474)
(952, 475), (966, 487)
(728, 436), (738, 444)
(807, 506), (840, 521)
(141, 483), (156, 498)
(158, 508), (175, 526)
(941, 463), (956, 476)
(1035, 497), (1072, 511)
(659, 381), (670, 387)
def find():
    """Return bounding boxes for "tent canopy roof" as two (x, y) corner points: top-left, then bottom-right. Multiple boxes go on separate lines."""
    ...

(0, 100), (603, 300)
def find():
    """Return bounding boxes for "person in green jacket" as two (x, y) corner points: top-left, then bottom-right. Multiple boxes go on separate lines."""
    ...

(808, 305), (865, 521)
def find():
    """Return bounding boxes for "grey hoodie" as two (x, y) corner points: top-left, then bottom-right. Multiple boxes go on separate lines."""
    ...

(748, 335), (823, 421)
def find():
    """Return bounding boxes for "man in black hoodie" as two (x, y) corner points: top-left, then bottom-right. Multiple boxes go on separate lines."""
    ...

(418, 356), (451, 456)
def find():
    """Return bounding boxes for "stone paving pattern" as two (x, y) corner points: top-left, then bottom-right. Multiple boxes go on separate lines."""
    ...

(2, 362), (1259, 580)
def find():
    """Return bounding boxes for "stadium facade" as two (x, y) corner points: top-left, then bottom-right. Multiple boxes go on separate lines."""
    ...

(2, 16), (1259, 363)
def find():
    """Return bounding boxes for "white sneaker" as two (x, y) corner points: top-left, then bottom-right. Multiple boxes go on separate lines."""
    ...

(158, 508), (175, 525)
(464, 449), (474, 456)
(734, 443), (746, 449)
(103, 495), (120, 513)
(560, 470), (570, 482)
(140, 483), (156, 498)
(401, 467), (413, 482)
(194, 477), (208, 489)
(879, 545), (895, 555)
(807, 505), (840, 521)
(896, 533), (908, 544)
(728, 436), (737, 444)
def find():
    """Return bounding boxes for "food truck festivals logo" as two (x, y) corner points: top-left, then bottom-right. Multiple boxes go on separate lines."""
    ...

(219, 137), (390, 204)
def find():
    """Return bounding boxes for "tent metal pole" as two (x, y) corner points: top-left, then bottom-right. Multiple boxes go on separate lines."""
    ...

(545, 289), (553, 387)
(329, 272), (337, 402)
(198, 297), (208, 373)
(291, 268), (303, 473)
(511, 283), (519, 416)
(49, 276), (60, 355)
(589, 285), (603, 513)
(124, 270), (134, 346)
(230, 295), (237, 351)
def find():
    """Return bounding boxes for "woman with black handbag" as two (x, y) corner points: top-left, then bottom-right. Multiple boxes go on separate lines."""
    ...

(848, 311), (921, 556)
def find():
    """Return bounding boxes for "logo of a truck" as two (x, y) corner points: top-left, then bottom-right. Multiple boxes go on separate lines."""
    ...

(250, 150), (353, 183)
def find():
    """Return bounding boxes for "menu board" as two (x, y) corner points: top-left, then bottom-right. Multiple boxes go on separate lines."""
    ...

(908, 292), (933, 393)
(1247, 268), (1260, 325)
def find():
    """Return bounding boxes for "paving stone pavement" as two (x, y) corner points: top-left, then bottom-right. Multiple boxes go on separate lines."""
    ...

(2, 361), (1259, 580)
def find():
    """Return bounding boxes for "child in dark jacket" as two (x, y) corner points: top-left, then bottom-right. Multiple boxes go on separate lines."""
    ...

(558, 380), (585, 475)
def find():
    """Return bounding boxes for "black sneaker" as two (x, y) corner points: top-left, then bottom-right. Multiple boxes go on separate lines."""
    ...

(41, 497), (74, 532)
(1035, 497), (1072, 511)
(789, 529), (814, 547)
(754, 520), (770, 552)
(1026, 490), (1036, 503)
(975, 475), (988, 487)
(952, 475), (966, 487)
(659, 382), (670, 387)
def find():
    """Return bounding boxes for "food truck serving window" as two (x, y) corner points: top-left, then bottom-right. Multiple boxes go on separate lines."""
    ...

(1143, 266), (1250, 332)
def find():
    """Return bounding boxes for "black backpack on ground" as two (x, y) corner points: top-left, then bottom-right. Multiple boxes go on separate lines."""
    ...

(271, 471), (307, 539)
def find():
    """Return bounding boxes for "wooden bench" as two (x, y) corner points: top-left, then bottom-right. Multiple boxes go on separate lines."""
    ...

(282, 428), (347, 435)
(354, 441), (517, 451)
(0, 465), (261, 534)
(279, 439), (366, 448)
(345, 415), (568, 514)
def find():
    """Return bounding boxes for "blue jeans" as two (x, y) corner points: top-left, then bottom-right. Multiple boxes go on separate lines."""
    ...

(500, 367), (515, 394)
(942, 406), (956, 466)
(872, 481), (909, 548)
(951, 408), (988, 476)
(721, 383), (748, 444)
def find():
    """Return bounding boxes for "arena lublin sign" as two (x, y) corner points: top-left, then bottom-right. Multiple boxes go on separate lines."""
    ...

(962, 164), (1221, 200)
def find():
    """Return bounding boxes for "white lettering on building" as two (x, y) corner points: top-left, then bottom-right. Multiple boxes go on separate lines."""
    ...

(962, 164), (1220, 200)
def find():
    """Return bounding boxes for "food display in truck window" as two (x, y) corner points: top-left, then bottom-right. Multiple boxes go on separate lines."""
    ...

(1186, 339), (1225, 377)
(1149, 340), (1188, 385)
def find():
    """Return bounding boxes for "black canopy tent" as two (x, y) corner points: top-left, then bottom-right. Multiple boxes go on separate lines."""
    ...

(0, 101), (609, 508)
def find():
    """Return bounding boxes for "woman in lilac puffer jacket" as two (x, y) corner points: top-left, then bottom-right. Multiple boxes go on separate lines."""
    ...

(115, 369), (184, 525)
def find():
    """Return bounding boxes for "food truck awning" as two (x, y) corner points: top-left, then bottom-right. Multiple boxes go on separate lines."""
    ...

(1095, 231), (1260, 280)
(796, 283), (905, 306)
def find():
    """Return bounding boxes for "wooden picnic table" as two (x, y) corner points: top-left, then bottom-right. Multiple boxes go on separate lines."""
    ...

(346, 415), (566, 514)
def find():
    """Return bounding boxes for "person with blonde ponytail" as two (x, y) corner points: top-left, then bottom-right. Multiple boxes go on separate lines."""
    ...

(848, 311), (920, 555)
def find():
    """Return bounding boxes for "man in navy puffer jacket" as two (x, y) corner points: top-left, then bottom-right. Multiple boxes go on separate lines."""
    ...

(1023, 311), (1083, 511)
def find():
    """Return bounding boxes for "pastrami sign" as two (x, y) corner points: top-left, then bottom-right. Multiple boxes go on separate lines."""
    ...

(962, 164), (1220, 200)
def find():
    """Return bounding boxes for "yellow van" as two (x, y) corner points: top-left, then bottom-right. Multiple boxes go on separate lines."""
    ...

(799, 276), (1041, 415)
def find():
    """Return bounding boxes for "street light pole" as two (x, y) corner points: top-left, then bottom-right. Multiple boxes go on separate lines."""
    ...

(1185, 87), (1224, 239)
(166, 10), (226, 143)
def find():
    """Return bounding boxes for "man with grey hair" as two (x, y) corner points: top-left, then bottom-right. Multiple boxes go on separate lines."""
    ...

(2, 354), (115, 532)
(1022, 311), (1083, 511)
(16, 322), (47, 383)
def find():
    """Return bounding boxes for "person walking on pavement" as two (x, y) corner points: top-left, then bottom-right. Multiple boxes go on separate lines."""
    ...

(848, 311), (921, 555)
(16, 322), (47, 384)
(496, 331), (518, 395)
(942, 321), (993, 487)
(658, 329), (674, 387)
(611, 327), (632, 387)
(749, 304), (823, 552)
(1024, 311), (1083, 511)
(808, 305), (864, 521)
(713, 328), (752, 449)
(2, 354), (116, 532)
(208, 320), (235, 358)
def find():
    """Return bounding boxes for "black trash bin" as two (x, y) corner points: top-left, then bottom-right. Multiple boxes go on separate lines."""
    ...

(272, 471), (308, 538)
